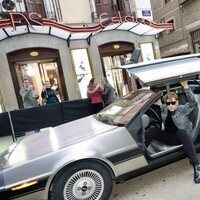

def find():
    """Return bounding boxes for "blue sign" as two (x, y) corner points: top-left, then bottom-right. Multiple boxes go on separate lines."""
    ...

(142, 10), (151, 17)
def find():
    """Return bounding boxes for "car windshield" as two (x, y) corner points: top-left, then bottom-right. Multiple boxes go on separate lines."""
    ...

(95, 89), (154, 126)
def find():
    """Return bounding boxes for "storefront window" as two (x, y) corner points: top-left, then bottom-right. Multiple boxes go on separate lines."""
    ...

(194, 43), (200, 53)
(15, 61), (62, 106)
(103, 53), (132, 97)
(191, 29), (200, 53)
(140, 43), (155, 62)
(71, 49), (93, 98)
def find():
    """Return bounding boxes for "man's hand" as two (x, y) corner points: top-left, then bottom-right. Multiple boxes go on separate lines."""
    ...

(180, 80), (189, 89)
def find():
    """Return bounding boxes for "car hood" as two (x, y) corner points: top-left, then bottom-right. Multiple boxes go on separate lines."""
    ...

(121, 53), (200, 88)
(6, 115), (117, 166)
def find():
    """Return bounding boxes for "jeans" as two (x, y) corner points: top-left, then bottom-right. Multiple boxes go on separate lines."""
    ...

(145, 128), (198, 164)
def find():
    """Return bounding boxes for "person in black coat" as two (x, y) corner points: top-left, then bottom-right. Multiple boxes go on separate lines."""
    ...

(100, 77), (118, 106)
(41, 81), (59, 105)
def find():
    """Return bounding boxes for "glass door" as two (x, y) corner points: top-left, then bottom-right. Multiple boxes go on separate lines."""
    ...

(103, 53), (132, 97)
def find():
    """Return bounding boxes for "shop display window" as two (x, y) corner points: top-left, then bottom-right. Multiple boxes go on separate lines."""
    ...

(140, 43), (155, 62)
(71, 49), (93, 98)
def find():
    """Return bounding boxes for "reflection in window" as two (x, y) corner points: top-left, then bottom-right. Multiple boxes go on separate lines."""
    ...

(191, 29), (200, 53)
(71, 49), (93, 98)
(95, 90), (154, 126)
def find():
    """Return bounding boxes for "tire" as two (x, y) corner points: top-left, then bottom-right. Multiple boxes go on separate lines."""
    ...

(52, 161), (113, 200)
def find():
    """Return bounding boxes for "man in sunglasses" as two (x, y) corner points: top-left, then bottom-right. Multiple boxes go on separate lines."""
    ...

(145, 80), (200, 183)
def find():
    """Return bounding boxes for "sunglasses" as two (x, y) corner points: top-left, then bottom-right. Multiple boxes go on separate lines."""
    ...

(166, 101), (177, 106)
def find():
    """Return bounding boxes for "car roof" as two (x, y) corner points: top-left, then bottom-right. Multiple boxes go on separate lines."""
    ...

(120, 53), (200, 88)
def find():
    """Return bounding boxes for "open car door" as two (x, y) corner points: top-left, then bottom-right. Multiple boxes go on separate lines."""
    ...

(120, 53), (200, 88)
(120, 54), (200, 158)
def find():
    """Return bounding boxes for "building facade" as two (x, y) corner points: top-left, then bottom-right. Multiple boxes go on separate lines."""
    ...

(59, 0), (153, 24)
(0, 0), (169, 111)
(151, 0), (200, 57)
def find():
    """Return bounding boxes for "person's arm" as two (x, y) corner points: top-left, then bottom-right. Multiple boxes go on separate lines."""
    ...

(180, 80), (196, 113)
(19, 89), (32, 100)
(98, 85), (104, 93)
(87, 84), (101, 94)
(102, 86), (111, 96)
(41, 90), (47, 98)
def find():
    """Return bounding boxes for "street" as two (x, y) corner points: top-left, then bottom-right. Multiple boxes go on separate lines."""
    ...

(109, 154), (200, 200)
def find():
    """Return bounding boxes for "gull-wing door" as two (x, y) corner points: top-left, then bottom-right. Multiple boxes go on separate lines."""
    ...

(120, 53), (200, 88)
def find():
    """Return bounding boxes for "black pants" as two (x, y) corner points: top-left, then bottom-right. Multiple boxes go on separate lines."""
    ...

(145, 128), (198, 164)
(92, 102), (103, 113)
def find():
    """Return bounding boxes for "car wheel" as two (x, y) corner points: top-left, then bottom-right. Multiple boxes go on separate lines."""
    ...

(52, 161), (113, 200)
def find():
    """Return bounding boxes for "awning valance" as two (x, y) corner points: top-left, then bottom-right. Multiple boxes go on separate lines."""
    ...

(0, 16), (173, 43)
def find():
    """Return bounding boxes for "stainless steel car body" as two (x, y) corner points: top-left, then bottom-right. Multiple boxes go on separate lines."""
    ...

(122, 53), (200, 87)
(1, 115), (147, 199)
(1, 53), (200, 200)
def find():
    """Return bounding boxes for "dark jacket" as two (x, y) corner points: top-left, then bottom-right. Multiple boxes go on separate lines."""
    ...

(161, 88), (196, 134)
(102, 83), (117, 105)
(41, 88), (59, 104)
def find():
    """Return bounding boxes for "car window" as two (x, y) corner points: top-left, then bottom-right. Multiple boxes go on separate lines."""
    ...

(95, 90), (154, 126)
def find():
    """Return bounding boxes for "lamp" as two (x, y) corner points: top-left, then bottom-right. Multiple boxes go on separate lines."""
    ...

(30, 51), (39, 57)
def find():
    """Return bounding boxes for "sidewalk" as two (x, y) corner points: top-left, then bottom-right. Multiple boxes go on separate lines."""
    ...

(109, 153), (200, 200)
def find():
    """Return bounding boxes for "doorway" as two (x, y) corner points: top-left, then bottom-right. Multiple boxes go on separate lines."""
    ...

(99, 42), (134, 97)
(102, 55), (132, 97)
(7, 48), (68, 108)
(15, 60), (63, 106)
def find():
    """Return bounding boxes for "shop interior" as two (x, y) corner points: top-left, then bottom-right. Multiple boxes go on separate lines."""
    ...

(15, 59), (62, 106)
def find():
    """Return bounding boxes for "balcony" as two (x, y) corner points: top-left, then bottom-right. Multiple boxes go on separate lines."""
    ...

(0, 0), (62, 21)
(90, 0), (132, 22)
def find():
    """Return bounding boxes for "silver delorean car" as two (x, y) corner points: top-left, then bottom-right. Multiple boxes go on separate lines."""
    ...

(1, 54), (200, 200)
